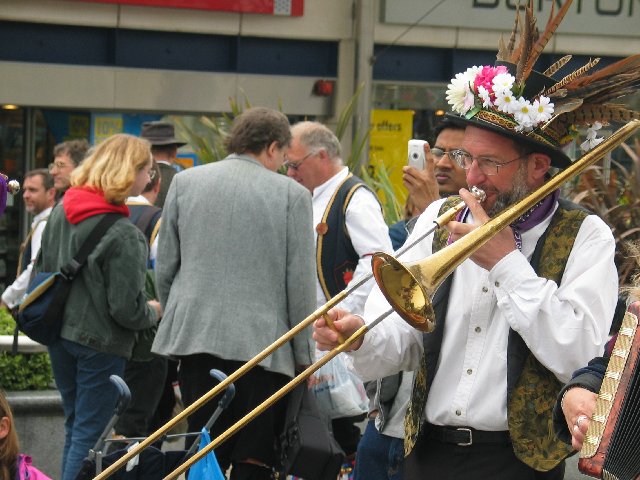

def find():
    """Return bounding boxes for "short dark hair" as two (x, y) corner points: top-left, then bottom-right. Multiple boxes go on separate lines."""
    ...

(143, 160), (161, 194)
(432, 118), (465, 144)
(53, 139), (90, 166)
(224, 107), (291, 155)
(151, 144), (178, 156)
(25, 168), (54, 190)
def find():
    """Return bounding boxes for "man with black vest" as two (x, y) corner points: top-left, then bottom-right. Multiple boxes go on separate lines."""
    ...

(287, 121), (393, 457)
(313, 5), (638, 477)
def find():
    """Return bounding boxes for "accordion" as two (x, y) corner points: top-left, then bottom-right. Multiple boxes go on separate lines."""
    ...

(579, 301), (640, 480)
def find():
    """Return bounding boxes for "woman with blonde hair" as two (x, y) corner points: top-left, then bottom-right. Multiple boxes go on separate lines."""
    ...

(36, 133), (162, 480)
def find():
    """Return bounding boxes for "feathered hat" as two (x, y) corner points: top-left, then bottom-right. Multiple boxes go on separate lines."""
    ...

(445, 0), (640, 169)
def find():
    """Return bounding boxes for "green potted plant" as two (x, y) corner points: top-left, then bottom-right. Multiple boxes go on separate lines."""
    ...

(0, 308), (53, 390)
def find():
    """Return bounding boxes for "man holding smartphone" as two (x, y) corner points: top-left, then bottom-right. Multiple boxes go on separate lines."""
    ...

(403, 118), (469, 211)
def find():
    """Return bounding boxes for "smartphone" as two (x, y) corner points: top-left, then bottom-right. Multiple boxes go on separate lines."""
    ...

(408, 139), (427, 170)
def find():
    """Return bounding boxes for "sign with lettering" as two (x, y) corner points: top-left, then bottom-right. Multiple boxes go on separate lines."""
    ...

(92, 114), (123, 144)
(383, 0), (640, 37)
(369, 109), (415, 206)
(76, 0), (303, 16)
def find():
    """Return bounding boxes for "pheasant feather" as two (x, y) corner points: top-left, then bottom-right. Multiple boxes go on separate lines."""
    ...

(523, 0), (573, 79)
(500, 7), (520, 62)
(543, 58), (601, 96)
(515, 2), (537, 82)
(543, 55), (572, 77)
(569, 54), (640, 88)
(564, 104), (640, 125)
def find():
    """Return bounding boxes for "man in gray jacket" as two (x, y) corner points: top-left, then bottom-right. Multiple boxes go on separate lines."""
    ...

(153, 107), (316, 480)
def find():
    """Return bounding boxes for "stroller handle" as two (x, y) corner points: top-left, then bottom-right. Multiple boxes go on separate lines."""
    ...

(110, 375), (131, 416)
(210, 369), (236, 411)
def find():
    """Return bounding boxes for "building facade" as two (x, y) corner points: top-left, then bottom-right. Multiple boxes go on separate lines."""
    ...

(0, 0), (638, 287)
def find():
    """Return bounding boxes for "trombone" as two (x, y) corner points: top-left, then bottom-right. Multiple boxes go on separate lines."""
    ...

(96, 119), (640, 480)
(93, 183), (484, 480)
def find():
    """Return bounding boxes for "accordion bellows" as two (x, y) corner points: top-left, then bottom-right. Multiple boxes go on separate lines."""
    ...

(579, 302), (640, 480)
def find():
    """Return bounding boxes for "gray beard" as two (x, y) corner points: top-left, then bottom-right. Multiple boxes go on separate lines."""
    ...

(487, 163), (531, 217)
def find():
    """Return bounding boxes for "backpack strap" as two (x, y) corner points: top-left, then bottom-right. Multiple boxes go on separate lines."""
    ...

(59, 213), (122, 281)
(12, 213), (122, 354)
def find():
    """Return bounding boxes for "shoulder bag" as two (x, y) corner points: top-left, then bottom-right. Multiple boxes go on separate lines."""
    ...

(15, 213), (121, 346)
(279, 382), (345, 480)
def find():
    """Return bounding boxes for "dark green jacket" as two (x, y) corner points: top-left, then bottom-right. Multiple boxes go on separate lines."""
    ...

(36, 203), (157, 358)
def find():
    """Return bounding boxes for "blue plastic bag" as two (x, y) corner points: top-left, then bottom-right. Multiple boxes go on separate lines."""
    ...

(188, 428), (225, 480)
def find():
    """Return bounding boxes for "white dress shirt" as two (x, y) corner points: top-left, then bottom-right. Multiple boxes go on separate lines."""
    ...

(312, 167), (393, 316)
(349, 197), (618, 431)
(2, 207), (53, 308)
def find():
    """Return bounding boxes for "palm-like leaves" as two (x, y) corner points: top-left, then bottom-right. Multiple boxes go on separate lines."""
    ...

(169, 86), (404, 225)
(564, 150), (640, 286)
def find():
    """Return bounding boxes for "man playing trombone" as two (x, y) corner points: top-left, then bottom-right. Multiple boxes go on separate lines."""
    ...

(314, 5), (640, 477)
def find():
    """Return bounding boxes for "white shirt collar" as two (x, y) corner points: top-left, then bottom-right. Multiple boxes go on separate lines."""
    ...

(126, 195), (151, 205)
(312, 166), (349, 199)
(32, 206), (53, 226)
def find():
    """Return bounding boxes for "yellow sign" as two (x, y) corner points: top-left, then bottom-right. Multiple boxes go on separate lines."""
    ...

(93, 115), (123, 144)
(369, 109), (414, 206)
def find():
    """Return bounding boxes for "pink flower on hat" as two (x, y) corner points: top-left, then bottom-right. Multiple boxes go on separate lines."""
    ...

(473, 65), (508, 101)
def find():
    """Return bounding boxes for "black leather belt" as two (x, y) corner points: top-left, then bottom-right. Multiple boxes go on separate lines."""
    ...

(425, 424), (511, 447)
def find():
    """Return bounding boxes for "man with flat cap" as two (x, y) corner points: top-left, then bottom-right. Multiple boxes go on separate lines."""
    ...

(140, 121), (186, 208)
(313, 3), (640, 478)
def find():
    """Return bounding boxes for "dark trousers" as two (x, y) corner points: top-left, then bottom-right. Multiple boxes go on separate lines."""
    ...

(115, 355), (168, 437)
(332, 414), (366, 457)
(404, 430), (566, 480)
(148, 358), (178, 433)
(178, 354), (289, 479)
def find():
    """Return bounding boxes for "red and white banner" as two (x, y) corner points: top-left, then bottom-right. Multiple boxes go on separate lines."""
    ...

(75, 0), (303, 16)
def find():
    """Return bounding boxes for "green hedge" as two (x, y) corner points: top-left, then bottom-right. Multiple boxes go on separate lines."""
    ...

(0, 308), (54, 390)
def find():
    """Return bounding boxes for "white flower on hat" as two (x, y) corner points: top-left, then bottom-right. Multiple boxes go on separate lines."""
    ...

(580, 122), (605, 152)
(494, 90), (516, 114)
(477, 86), (493, 108)
(512, 97), (536, 131)
(532, 96), (554, 124)
(446, 66), (482, 114)
(491, 72), (516, 95)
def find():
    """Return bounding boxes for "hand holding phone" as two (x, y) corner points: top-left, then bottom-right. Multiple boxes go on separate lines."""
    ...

(404, 139), (439, 214)
(408, 139), (427, 170)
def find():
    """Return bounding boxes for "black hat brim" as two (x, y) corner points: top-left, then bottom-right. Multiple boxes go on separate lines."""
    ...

(445, 113), (572, 170)
(147, 139), (187, 147)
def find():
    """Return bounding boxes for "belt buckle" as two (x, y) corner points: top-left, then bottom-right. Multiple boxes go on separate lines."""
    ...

(456, 427), (473, 446)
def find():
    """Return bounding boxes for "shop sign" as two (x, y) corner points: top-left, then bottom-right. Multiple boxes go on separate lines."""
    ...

(75, 0), (303, 16)
(383, 0), (640, 37)
(369, 109), (415, 206)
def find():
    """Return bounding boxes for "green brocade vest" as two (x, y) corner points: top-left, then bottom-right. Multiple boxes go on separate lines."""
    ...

(404, 196), (588, 471)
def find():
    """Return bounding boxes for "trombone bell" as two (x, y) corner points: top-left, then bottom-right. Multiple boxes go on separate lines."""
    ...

(371, 252), (435, 332)
(372, 119), (640, 335)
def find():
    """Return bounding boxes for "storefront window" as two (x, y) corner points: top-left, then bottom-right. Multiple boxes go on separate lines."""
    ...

(373, 82), (448, 141)
(0, 107), (25, 290)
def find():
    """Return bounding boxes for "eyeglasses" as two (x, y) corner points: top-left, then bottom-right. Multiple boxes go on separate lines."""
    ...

(430, 147), (452, 160)
(449, 149), (530, 176)
(283, 151), (316, 171)
(48, 161), (73, 171)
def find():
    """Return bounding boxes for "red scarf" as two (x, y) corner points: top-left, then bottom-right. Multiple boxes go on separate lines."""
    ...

(63, 187), (129, 224)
